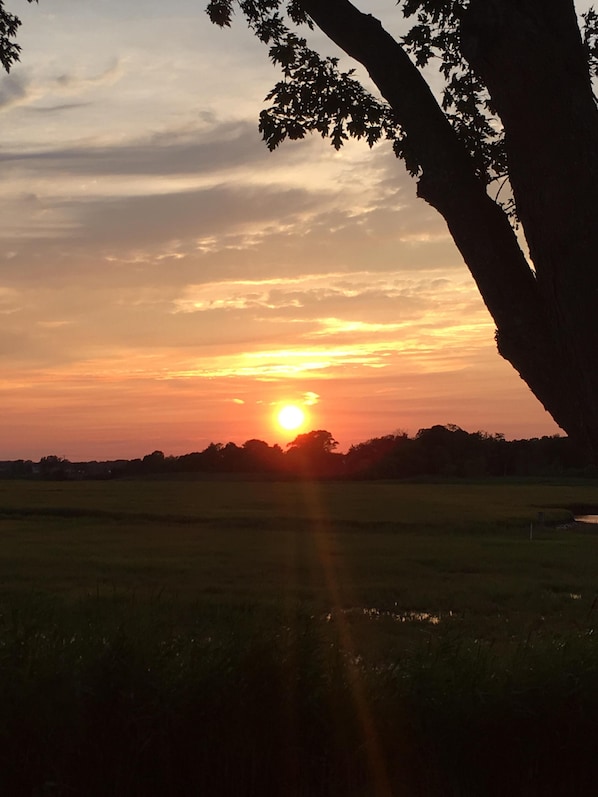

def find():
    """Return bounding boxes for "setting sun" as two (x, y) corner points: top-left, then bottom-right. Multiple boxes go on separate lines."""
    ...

(277, 404), (305, 431)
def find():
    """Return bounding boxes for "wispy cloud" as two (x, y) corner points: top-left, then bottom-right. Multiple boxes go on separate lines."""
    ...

(303, 391), (320, 405)
(0, 120), (267, 176)
(0, 73), (35, 111)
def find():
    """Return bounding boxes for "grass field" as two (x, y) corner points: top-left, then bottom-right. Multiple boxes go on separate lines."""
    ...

(1, 478), (596, 637)
(1, 478), (598, 795)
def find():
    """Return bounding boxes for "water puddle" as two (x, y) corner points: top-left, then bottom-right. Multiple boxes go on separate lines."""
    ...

(324, 606), (444, 625)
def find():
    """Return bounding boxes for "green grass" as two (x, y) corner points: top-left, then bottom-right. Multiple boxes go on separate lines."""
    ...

(0, 479), (596, 640)
(0, 477), (594, 524)
(1, 478), (598, 795)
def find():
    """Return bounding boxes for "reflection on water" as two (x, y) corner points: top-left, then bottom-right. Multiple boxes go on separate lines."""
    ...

(575, 514), (598, 524)
(324, 606), (444, 625)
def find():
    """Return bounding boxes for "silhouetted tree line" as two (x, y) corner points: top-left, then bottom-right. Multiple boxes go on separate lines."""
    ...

(343, 426), (593, 479)
(123, 430), (343, 479)
(4, 425), (596, 481)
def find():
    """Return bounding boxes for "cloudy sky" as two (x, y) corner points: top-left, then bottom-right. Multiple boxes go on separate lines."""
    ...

(0, 0), (565, 460)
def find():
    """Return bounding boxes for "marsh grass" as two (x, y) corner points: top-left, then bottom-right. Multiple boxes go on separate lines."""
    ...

(0, 478), (593, 526)
(1, 594), (598, 796)
(1, 478), (598, 794)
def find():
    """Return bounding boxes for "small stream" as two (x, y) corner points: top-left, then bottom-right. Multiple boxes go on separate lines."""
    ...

(566, 505), (598, 525)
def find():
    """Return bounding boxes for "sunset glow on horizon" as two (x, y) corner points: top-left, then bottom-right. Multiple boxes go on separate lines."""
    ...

(0, 1), (566, 462)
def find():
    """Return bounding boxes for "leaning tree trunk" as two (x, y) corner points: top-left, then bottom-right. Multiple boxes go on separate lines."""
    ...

(302, 0), (598, 459)
(461, 0), (598, 458)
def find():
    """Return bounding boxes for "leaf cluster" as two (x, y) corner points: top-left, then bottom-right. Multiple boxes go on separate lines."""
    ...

(208, 0), (411, 164)
(209, 1), (598, 224)
(582, 7), (598, 81)
(206, 0), (514, 188)
(261, 37), (406, 156)
(0, 0), (36, 73)
(401, 0), (506, 186)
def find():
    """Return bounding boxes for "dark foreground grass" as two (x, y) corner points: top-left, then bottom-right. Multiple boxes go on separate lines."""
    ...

(1, 594), (598, 797)
(1, 479), (598, 795)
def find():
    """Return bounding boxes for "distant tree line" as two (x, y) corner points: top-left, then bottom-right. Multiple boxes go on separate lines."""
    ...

(342, 426), (593, 479)
(3, 425), (596, 481)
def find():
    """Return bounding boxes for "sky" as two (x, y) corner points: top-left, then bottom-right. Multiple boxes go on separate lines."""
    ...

(0, 0), (567, 461)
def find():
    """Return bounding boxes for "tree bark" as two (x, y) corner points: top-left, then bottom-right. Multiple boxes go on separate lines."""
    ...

(461, 0), (598, 456)
(300, 0), (598, 458)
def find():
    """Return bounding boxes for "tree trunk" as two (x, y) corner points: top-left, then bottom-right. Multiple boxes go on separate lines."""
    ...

(301, 0), (598, 459)
(462, 0), (598, 458)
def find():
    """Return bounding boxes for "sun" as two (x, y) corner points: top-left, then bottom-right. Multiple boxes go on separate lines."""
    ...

(277, 404), (305, 431)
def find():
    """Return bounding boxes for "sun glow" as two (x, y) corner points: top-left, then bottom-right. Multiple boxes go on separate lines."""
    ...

(277, 404), (305, 431)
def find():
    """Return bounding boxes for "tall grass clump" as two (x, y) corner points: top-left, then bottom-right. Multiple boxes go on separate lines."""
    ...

(389, 634), (598, 796)
(1, 594), (598, 796)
